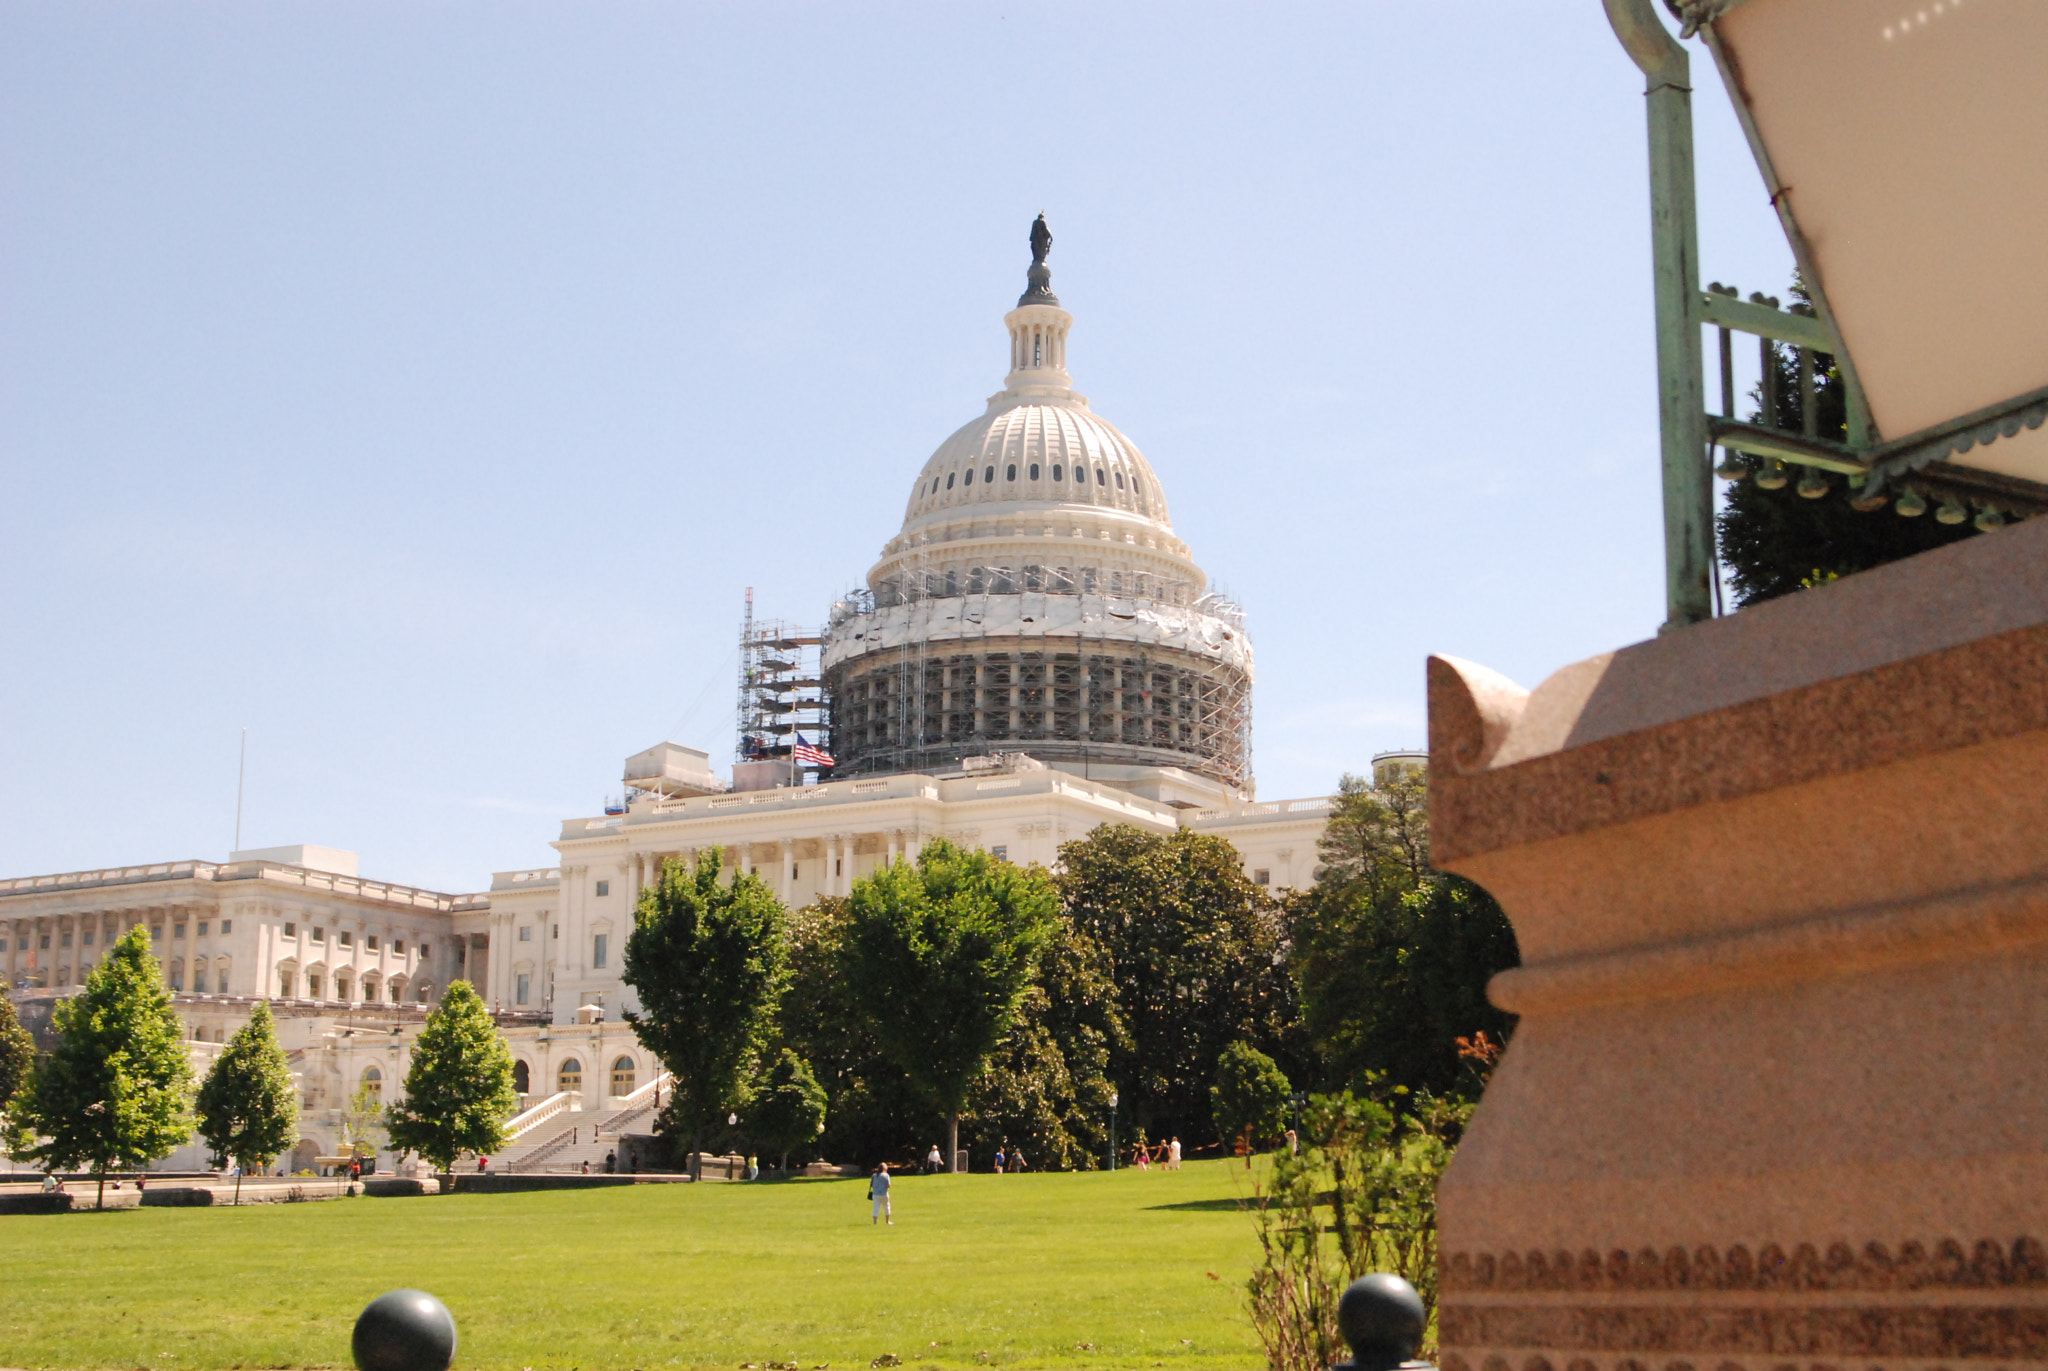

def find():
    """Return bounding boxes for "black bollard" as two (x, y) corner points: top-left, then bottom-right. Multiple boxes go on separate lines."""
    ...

(1333, 1273), (1428, 1371)
(353, 1289), (458, 1371)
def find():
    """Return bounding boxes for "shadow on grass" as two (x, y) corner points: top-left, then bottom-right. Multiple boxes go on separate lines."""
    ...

(1143, 1198), (1248, 1212)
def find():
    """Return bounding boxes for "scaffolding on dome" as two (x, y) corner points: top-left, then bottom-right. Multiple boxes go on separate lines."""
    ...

(821, 570), (1255, 792)
(736, 587), (830, 783)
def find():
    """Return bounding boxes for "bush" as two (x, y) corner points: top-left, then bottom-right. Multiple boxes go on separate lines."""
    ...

(1211, 1043), (1291, 1156)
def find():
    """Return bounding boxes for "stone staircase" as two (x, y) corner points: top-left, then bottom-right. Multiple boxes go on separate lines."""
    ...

(497, 1072), (671, 1173)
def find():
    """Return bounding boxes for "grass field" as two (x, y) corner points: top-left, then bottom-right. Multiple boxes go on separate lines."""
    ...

(0, 1161), (1269, 1371)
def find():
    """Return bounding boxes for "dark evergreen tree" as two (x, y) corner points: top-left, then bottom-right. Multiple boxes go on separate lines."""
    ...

(1717, 280), (1976, 606)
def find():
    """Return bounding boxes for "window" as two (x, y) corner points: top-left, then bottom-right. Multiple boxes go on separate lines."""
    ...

(168, 961), (184, 991)
(220, 920), (231, 934)
(984, 465), (995, 483)
(174, 924), (186, 939)
(279, 970), (296, 997)
(1254, 869), (1272, 887)
(1096, 468), (1106, 484)
(519, 926), (533, 942)
(992, 845), (1009, 860)
(611, 1057), (636, 1095)
(551, 926), (557, 939)
(393, 939), (404, 954)
(1030, 463), (1040, 480)
(39, 934), (50, 950)
(1007, 464), (1017, 481)
(82, 930), (93, 946)
(791, 863), (799, 880)
(516, 972), (530, 1006)
(835, 858), (843, 876)
(311, 927), (325, 943)
(60, 931), (71, 948)
(338, 931), (353, 948)
(218, 966), (230, 993)
(1134, 478), (1142, 496)
(595, 880), (610, 897)
(963, 467), (974, 485)
(284, 922), (296, 938)
(1052, 464), (1064, 481)
(592, 934), (609, 969)
(150, 925), (161, 941)
(307, 973), (323, 998)
(361, 1066), (382, 1102)
(335, 974), (351, 1001)
(1115, 471), (1125, 488)
(419, 942), (430, 958)
(558, 1059), (583, 1092)
(366, 934), (379, 951)
(196, 922), (208, 936)
(388, 980), (401, 1003)
(513, 1061), (530, 1094)
(946, 472), (956, 489)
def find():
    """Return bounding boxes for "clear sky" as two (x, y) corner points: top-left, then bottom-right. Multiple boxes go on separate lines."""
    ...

(0, 3), (1793, 893)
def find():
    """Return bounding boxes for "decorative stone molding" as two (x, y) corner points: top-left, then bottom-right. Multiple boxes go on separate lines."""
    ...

(1446, 1239), (2048, 1295)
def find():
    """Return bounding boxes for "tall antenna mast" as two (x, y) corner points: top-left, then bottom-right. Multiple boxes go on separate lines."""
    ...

(234, 727), (247, 853)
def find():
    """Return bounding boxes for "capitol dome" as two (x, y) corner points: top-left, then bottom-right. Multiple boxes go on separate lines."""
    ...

(822, 218), (1252, 792)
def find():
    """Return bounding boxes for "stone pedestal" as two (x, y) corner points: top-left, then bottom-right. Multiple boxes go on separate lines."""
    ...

(1428, 520), (2048, 1371)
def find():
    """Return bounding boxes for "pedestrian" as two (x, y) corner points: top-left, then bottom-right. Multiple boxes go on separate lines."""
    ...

(869, 1162), (893, 1225)
(476, 1154), (490, 1173)
(604, 1150), (617, 1174)
(1009, 1146), (1026, 1173)
(925, 1143), (943, 1175)
(1167, 1136), (1182, 1170)
(993, 1143), (1006, 1174)
(1284, 1127), (1298, 1156)
(746, 1154), (759, 1181)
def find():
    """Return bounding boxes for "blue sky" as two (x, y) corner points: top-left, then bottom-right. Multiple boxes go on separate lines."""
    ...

(0, 3), (1793, 892)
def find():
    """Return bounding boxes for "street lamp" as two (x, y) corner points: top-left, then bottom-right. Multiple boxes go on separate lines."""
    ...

(1107, 1091), (1119, 1173)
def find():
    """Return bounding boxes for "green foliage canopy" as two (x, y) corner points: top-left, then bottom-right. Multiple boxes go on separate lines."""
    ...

(1210, 1041), (1292, 1151)
(195, 1000), (299, 1189)
(9, 925), (194, 1206)
(384, 980), (519, 1172)
(745, 1048), (827, 1172)
(0, 995), (34, 1156)
(624, 848), (790, 1175)
(839, 839), (1058, 1168)
(1057, 824), (1294, 1142)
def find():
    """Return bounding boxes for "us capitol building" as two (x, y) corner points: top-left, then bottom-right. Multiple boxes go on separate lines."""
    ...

(2, 222), (1405, 1174)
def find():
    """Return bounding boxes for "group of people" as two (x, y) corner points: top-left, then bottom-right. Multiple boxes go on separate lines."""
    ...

(1130, 1136), (1183, 1170)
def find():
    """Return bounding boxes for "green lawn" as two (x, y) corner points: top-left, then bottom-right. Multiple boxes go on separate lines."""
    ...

(0, 1162), (1268, 1371)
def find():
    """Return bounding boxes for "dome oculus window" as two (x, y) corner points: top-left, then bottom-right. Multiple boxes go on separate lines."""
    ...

(984, 465), (995, 483)
(946, 472), (956, 489)
(1029, 463), (1041, 480)
(964, 468), (974, 485)
(1052, 464), (1064, 481)
(1007, 464), (1017, 481)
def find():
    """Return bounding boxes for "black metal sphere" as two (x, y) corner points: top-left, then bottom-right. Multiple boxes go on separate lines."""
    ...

(353, 1289), (457, 1371)
(1337, 1273), (1425, 1371)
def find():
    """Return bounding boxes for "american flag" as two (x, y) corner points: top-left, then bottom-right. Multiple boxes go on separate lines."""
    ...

(792, 735), (835, 768)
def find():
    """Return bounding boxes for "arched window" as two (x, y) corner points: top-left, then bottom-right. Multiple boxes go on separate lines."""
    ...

(558, 1059), (583, 1093)
(984, 465), (995, 483)
(513, 1061), (531, 1094)
(612, 1057), (636, 1095)
(967, 567), (986, 594)
(1052, 464), (1063, 481)
(1096, 468), (1106, 485)
(1115, 471), (1125, 489)
(942, 569), (958, 596)
(168, 959), (185, 992)
(1007, 464), (1017, 481)
(946, 472), (956, 489)
(1030, 463), (1040, 480)
(963, 467), (974, 485)
(1134, 477), (1143, 496)
(361, 1066), (382, 1102)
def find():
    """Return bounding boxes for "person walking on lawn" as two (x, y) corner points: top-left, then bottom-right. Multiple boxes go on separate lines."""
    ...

(869, 1162), (893, 1224)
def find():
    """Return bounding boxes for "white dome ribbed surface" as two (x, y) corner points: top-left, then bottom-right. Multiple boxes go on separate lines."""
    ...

(900, 396), (1171, 533)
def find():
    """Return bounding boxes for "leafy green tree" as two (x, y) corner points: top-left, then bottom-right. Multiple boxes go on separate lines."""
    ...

(8, 925), (194, 1209)
(745, 1048), (827, 1174)
(384, 981), (518, 1175)
(1211, 1041), (1291, 1158)
(0, 995), (34, 1159)
(961, 910), (1128, 1171)
(624, 849), (789, 1180)
(1717, 278), (1976, 606)
(1058, 824), (1295, 1146)
(1290, 775), (1519, 1099)
(840, 840), (1058, 1172)
(195, 1000), (298, 1203)
(343, 1080), (387, 1162)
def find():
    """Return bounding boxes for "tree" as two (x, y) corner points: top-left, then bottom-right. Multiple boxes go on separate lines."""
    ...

(1717, 277), (1976, 606)
(342, 1080), (386, 1163)
(1058, 824), (1295, 1146)
(840, 840), (1058, 1172)
(1211, 1041), (1291, 1160)
(0, 995), (34, 1160)
(961, 910), (1127, 1171)
(745, 1048), (827, 1174)
(7, 925), (193, 1209)
(624, 849), (789, 1180)
(384, 981), (518, 1175)
(1290, 775), (1519, 1099)
(195, 1000), (298, 1203)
